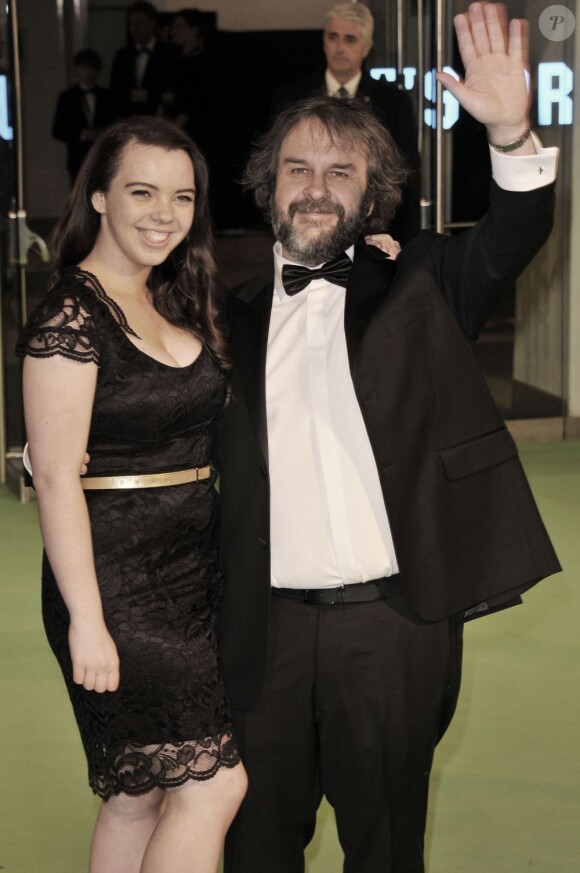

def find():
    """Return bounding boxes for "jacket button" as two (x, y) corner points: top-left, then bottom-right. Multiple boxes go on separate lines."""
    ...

(258, 537), (269, 550)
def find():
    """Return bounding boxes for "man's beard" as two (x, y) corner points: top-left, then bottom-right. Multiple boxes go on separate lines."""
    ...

(271, 194), (372, 267)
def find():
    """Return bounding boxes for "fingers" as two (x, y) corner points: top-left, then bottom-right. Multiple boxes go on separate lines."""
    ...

(469, 2), (492, 56)
(73, 664), (120, 693)
(453, 11), (477, 70)
(484, 2), (508, 54)
(435, 70), (465, 101)
(364, 234), (401, 259)
(72, 662), (86, 687)
(454, 3), (525, 64)
(509, 17), (529, 69)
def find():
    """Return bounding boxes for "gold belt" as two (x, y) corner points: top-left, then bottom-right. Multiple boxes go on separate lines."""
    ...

(80, 466), (212, 490)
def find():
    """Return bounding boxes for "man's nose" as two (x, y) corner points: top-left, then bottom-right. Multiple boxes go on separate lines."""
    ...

(303, 172), (329, 199)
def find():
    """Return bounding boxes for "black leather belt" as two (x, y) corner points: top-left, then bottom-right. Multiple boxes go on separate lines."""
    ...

(271, 576), (400, 605)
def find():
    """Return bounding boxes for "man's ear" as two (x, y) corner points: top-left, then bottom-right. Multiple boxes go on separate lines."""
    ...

(91, 191), (106, 214)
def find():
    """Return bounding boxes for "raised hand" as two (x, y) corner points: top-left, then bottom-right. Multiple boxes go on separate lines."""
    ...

(437, 3), (532, 150)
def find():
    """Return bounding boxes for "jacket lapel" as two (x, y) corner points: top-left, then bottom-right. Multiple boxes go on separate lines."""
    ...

(229, 270), (274, 468)
(344, 241), (397, 373)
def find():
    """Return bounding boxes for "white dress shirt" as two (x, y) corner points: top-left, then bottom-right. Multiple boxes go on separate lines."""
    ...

(134, 38), (156, 88)
(80, 86), (96, 128)
(325, 70), (362, 98)
(268, 244), (399, 589)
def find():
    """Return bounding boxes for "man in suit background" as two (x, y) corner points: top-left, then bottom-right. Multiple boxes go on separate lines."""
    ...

(52, 50), (113, 184)
(273, 2), (421, 244)
(216, 5), (560, 872)
(109, 1), (176, 120)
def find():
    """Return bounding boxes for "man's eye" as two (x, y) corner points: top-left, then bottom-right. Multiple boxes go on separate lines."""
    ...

(291, 168), (308, 174)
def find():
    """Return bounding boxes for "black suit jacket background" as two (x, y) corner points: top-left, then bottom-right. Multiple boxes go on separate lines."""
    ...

(109, 40), (177, 119)
(52, 84), (113, 180)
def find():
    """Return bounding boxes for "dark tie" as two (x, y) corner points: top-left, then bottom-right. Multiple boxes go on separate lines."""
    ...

(337, 86), (349, 98)
(281, 253), (351, 296)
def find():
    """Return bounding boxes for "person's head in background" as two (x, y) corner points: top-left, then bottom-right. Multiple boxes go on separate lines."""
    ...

(171, 9), (204, 56)
(73, 49), (102, 90)
(323, 2), (374, 84)
(127, 1), (158, 47)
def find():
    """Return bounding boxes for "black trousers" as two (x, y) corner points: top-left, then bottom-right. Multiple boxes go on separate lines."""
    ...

(224, 591), (464, 873)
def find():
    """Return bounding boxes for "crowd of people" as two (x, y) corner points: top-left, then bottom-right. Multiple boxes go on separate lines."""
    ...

(23, 3), (559, 873)
(52, 1), (422, 233)
(53, 4), (213, 182)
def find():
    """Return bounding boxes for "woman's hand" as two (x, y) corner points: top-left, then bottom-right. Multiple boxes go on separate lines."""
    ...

(69, 617), (120, 693)
(365, 233), (402, 260)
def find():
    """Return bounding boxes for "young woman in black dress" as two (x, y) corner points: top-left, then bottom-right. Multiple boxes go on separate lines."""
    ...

(17, 117), (247, 873)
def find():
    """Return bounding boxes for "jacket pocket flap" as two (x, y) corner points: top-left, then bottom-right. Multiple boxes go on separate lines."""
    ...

(384, 302), (432, 336)
(439, 429), (518, 481)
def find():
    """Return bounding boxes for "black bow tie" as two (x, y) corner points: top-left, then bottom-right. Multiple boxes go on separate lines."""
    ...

(281, 253), (351, 296)
(136, 46), (152, 55)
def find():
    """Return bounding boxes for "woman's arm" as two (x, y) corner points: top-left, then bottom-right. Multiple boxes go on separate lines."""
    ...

(23, 354), (119, 693)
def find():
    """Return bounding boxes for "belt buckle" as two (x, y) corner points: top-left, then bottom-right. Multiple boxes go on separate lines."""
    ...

(315, 586), (344, 605)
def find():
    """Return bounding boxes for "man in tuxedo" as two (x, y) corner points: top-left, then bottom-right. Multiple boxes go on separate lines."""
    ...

(52, 50), (113, 183)
(216, 5), (560, 872)
(273, 2), (420, 244)
(109, 1), (175, 120)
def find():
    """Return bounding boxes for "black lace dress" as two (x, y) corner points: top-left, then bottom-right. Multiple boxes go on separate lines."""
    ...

(16, 268), (240, 799)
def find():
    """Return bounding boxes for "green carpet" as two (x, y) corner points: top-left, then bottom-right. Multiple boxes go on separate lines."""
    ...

(1, 441), (579, 872)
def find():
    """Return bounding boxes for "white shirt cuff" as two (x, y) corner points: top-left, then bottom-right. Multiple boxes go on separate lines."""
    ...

(490, 132), (559, 191)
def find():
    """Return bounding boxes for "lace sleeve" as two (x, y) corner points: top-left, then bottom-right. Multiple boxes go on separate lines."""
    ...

(15, 288), (101, 364)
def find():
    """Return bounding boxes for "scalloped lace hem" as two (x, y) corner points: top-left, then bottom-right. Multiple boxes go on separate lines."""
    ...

(90, 729), (240, 800)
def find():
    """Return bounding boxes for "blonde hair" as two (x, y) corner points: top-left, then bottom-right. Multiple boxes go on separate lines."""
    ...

(324, 2), (374, 45)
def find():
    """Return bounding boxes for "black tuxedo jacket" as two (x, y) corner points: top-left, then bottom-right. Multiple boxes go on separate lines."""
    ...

(109, 40), (177, 119)
(52, 84), (113, 179)
(273, 69), (421, 244)
(214, 180), (561, 711)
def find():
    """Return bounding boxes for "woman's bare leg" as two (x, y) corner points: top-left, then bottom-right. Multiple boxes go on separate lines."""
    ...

(89, 789), (164, 873)
(141, 762), (247, 873)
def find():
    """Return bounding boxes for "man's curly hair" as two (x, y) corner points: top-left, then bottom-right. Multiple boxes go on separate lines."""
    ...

(243, 95), (410, 234)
